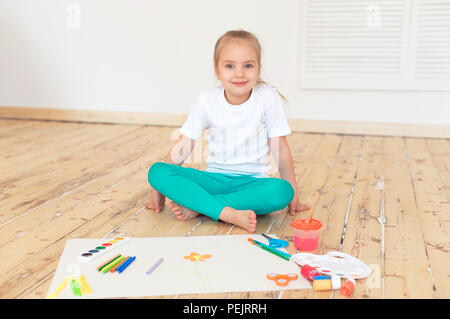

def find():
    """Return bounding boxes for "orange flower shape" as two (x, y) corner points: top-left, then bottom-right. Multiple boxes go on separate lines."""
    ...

(184, 252), (212, 262)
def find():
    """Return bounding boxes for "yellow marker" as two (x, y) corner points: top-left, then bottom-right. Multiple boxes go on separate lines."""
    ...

(102, 256), (125, 273)
(79, 275), (93, 295)
(47, 276), (70, 299)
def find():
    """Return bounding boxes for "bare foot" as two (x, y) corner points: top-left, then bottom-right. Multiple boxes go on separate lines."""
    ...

(219, 207), (257, 233)
(298, 203), (311, 212)
(169, 201), (200, 221)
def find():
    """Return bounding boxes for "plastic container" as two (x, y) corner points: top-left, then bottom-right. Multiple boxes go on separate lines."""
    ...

(313, 275), (341, 291)
(340, 278), (356, 296)
(290, 218), (323, 251)
(300, 265), (321, 280)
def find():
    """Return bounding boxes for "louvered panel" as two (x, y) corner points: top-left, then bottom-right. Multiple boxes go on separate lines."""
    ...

(299, 0), (411, 89)
(412, 0), (450, 87)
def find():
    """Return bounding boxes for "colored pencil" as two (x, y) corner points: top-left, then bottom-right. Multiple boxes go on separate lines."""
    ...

(118, 256), (135, 273)
(97, 254), (121, 271)
(146, 257), (163, 275)
(248, 239), (290, 261)
(111, 256), (130, 273)
(102, 256), (125, 273)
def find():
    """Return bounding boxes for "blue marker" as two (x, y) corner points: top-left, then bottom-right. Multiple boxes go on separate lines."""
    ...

(118, 256), (135, 273)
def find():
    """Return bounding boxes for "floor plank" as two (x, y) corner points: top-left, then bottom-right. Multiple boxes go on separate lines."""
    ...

(404, 138), (449, 298)
(339, 136), (384, 298)
(382, 137), (436, 298)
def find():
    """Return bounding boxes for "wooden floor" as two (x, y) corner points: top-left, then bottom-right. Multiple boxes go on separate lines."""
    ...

(0, 118), (448, 299)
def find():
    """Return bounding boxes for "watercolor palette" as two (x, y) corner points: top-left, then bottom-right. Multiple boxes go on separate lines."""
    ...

(77, 236), (130, 263)
(292, 251), (372, 279)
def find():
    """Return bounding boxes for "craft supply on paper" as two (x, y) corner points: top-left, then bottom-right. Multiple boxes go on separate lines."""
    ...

(248, 238), (291, 260)
(117, 256), (135, 273)
(261, 234), (289, 248)
(266, 273), (298, 286)
(77, 236), (130, 263)
(146, 257), (164, 275)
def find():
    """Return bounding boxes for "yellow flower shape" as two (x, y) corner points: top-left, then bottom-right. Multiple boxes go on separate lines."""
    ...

(184, 252), (212, 262)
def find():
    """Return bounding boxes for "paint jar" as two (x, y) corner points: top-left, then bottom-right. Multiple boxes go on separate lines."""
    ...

(340, 278), (356, 296)
(290, 218), (322, 251)
(313, 275), (341, 291)
(300, 265), (321, 281)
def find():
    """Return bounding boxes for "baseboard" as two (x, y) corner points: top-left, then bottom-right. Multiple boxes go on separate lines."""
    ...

(0, 106), (448, 139)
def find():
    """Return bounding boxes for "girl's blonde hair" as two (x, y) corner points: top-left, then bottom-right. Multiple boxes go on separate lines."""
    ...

(213, 30), (287, 102)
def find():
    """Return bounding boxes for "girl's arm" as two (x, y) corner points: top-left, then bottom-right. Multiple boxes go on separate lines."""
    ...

(268, 136), (310, 215)
(268, 136), (298, 191)
(165, 134), (196, 166)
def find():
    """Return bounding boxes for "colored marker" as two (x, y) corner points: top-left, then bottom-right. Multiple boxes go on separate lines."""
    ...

(118, 256), (135, 273)
(117, 256), (132, 273)
(102, 256), (125, 273)
(251, 239), (291, 259)
(248, 239), (290, 261)
(111, 256), (130, 273)
(146, 257), (164, 275)
(97, 254), (121, 271)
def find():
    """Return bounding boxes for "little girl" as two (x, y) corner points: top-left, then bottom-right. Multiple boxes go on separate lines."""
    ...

(146, 30), (309, 233)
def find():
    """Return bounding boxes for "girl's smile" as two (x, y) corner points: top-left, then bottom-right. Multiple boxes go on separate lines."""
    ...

(232, 81), (248, 86)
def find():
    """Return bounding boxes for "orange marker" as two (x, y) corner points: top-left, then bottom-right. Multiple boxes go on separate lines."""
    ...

(110, 256), (130, 273)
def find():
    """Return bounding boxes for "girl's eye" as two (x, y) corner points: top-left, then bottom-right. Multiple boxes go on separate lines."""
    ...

(245, 64), (254, 69)
(225, 64), (233, 69)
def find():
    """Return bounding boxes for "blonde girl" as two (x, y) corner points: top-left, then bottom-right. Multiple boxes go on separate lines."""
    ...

(146, 30), (309, 233)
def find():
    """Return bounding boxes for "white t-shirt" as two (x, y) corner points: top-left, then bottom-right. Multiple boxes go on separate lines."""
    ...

(179, 83), (292, 178)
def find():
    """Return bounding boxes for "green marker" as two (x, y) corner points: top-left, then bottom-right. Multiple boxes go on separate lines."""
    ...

(98, 254), (121, 272)
(252, 239), (291, 259)
(249, 239), (290, 261)
(102, 256), (125, 273)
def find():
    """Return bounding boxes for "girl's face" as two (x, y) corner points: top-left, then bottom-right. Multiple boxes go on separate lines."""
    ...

(215, 40), (260, 105)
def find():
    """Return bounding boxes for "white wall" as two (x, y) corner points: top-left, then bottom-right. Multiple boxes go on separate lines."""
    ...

(1, 0), (449, 125)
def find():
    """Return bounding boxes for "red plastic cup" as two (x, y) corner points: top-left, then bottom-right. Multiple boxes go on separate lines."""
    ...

(290, 218), (323, 251)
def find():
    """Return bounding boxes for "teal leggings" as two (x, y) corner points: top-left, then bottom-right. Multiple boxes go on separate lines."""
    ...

(147, 162), (294, 221)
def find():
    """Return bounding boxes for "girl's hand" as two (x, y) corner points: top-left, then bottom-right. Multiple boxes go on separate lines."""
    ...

(145, 189), (166, 213)
(288, 192), (311, 216)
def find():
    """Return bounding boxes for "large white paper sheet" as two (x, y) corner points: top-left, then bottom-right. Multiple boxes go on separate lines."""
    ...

(48, 234), (311, 298)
